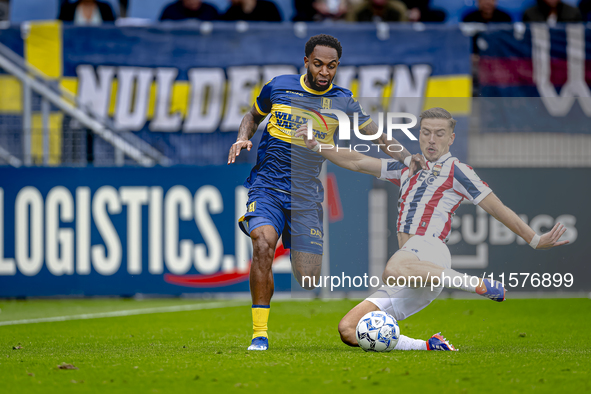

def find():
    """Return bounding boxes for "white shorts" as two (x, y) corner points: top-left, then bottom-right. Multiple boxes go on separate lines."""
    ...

(366, 235), (452, 321)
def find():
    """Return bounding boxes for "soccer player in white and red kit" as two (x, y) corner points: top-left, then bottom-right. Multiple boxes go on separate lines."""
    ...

(296, 107), (569, 351)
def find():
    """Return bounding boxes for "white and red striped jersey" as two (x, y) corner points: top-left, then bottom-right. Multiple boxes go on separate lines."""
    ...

(380, 152), (492, 241)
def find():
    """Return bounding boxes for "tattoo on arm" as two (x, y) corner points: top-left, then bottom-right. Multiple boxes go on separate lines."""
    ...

(359, 120), (411, 162)
(237, 107), (265, 141)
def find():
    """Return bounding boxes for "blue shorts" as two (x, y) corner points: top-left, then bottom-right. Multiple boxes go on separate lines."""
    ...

(238, 188), (323, 255)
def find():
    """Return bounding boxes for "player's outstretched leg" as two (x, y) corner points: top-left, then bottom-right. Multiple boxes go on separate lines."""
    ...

(383, 251), (506, 302)
(434, 268), (507, 302)
(437, 270), (506, 302)
(247, 225), (279, 351)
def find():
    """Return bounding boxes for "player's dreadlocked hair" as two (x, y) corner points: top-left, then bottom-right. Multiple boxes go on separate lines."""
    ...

(305, 34), (343, 59)
(420, 107), (457, 131)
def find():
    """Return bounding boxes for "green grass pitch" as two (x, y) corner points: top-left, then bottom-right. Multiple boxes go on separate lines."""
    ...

(0, 297), (589, 393)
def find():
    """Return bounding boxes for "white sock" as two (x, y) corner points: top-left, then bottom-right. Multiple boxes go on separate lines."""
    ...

(441, 269), (480, 293)
(394, 334), (428, 351)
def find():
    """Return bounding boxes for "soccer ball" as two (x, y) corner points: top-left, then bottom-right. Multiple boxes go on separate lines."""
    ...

(356, 311), (400, 352)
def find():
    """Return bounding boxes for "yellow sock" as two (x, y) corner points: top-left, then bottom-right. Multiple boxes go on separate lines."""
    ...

(252, 305), (270, 339)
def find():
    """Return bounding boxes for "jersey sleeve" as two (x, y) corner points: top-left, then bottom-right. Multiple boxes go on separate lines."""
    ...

(452, 162), (492, 205)
(378, 159), (408, 186)
(254, 78), (274, 116)
(347, 95), (372, 130)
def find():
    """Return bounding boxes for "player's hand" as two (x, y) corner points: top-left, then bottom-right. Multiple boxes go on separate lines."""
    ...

(227, 139), (253, 164)
(536, 222), (569, 249)
(295, 124), (318, 151)
(408, 153), (427, 176)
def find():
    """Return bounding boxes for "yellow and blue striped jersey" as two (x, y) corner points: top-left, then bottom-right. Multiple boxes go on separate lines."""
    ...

(244, 74), (371, 202)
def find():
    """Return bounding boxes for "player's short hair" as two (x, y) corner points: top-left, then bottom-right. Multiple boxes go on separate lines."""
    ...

(420, 107), (457, 132)
(305, 34), (342, 59)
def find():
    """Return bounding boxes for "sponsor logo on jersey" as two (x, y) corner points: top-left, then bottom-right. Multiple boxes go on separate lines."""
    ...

(310, 228), (322, 237)
(286, 90), (304, 96)
(433, 163), (443, 176)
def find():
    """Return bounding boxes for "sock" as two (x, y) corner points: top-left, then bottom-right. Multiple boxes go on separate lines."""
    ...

(252, 305), (270, 339)
(394, 334), (428, 351)
(441, 268), (481, 293)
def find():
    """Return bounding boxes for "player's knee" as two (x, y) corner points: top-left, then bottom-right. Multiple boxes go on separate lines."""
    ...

(252, 236), (275, 260)
(338, 317), (358, 347)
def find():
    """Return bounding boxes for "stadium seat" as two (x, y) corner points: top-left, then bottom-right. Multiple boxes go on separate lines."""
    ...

(273, 0), (294, 21)
(10, 0), (60, 22)
(128, 0), (173, 20)
(200, 0), (231, 14)
(430, 0), (470, 24)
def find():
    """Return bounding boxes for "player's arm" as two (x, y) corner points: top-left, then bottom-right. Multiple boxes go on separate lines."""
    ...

(227, 105), (266, 164)
(295, 125), (381, 177)
(359, 120), (427, 174)
(478, 193), (569, 250)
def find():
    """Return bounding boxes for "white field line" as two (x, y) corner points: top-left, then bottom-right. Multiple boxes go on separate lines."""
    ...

(0, 301), (245, 327)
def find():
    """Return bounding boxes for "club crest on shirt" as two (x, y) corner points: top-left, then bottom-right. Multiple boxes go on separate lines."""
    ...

(321, 98), (332, 109)
(432, 163), (443, 177)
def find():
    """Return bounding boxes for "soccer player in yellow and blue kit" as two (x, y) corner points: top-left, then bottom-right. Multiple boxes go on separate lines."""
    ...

(227, 34), (424, 350)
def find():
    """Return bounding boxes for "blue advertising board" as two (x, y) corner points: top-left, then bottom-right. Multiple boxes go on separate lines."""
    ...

(0, 165), (282, 296)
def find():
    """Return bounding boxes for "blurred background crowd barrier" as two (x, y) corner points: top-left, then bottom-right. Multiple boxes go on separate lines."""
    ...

(5, 0), (591, 25)
(0, 0), (589, 297)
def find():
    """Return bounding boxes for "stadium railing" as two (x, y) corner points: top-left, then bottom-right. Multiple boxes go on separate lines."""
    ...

(0, 41), (170, 166)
